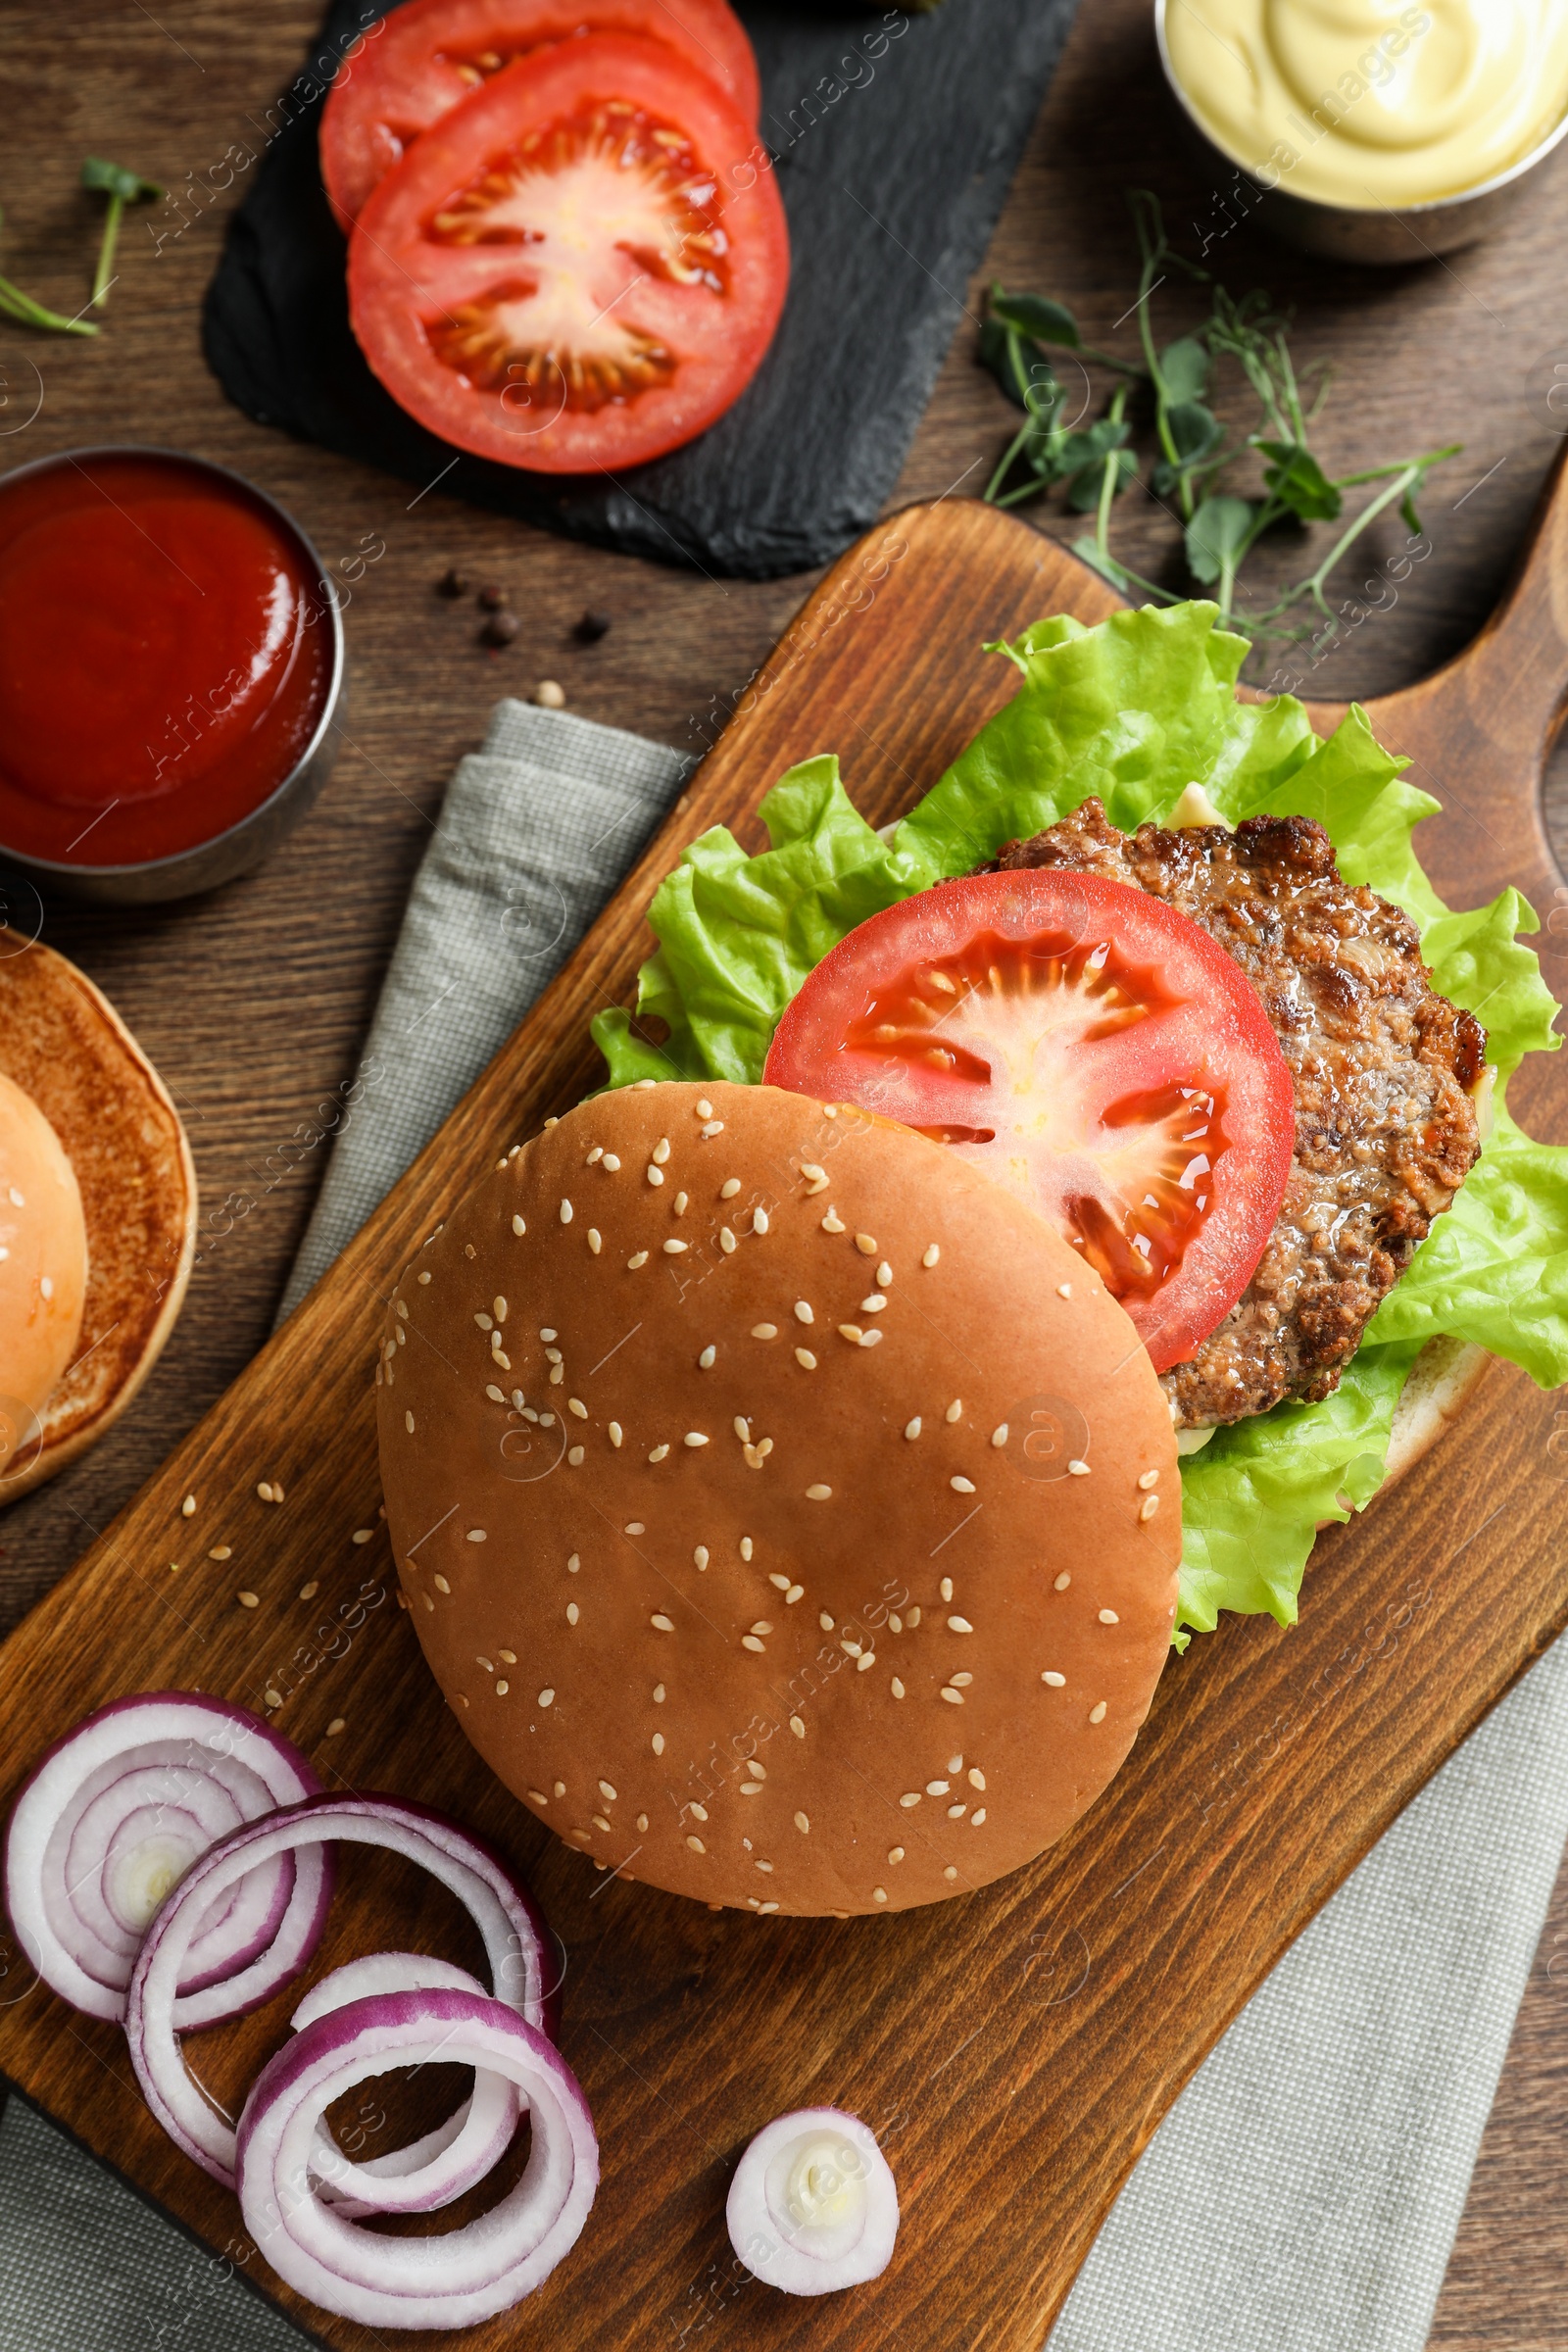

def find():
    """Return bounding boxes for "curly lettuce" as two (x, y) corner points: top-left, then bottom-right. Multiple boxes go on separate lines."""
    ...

(592, 601), (1567, 1637)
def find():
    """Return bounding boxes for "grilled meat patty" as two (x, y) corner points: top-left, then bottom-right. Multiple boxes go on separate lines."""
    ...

(985, 800), (1486, 1429)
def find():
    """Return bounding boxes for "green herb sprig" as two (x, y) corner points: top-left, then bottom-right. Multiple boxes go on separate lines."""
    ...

(979, 191), (1459, 648)
(81, 158), (164, 310)
(0, 204), (98, 337)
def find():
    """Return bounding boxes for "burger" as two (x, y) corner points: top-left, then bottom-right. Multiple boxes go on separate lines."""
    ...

(0, 930), (197, 1498)
(378, 600), (1566, 1913)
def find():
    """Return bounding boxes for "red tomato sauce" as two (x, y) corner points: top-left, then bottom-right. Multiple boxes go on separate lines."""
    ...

(0, 452), (333, 866)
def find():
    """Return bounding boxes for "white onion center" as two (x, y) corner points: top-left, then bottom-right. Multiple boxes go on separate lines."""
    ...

(782, 2135), (867, 2232)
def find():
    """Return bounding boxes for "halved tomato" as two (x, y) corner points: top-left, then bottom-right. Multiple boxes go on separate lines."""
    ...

(347, 33), (788, 474)
(321, 0), (760, 226)
(762, 870), (1296, 1374)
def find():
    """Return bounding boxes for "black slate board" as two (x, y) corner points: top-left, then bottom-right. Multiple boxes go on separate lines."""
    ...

(203, 0), (1079, 577)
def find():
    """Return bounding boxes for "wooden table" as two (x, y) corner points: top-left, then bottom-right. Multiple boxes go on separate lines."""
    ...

(1, 0), (1565, 2339)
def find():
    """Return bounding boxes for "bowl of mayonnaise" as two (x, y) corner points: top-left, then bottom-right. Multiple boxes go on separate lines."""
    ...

(1155, 0), (1568, 263)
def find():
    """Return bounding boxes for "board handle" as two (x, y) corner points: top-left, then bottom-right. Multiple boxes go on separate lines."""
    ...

(1310, 439), (1568, 910)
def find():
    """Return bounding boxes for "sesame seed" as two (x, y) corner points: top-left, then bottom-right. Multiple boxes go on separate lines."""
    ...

(872, 1886), (889, 1903)
(939, 1576), (954, 1602)
(695, 1545), (710, 1570)
(467, 1528), (487, 1544)
(742, 1636), (765, 1653)
(701, 1121), (724, 1139)
(541, 1327), (557, 1342)
(513, 1215), (526, 1237)
(1054, 1572), (1072, 1592)
(433, 1571), (452, 1593)
(740, 1537), (754, 1560)
(697, 1099), (712, 1118)
(860, 1295), (886, 1313)
(838, 1323), (864, 1345)
(734, 1418), (752, 1445)
(786, 1583), (805, 1604)
(180, 1494), (196, 1518)
(539, 1688), (556, 1706)
(493, 1296), (508, 1323)
(653, 1684), (665, 1703)
(857, 1651), (876, 1673)
(944, 1866), (958, 1882)
(950, 1476), (975, 1494)
(790, 1715), (806, 1738)
(653, 1137), (671, 1164)
(627, 1251), (649, 1270)
(647, 1165), (665, 1188)
(1140, 1494), (1160, 1521)
(940, 1687), (964, 1705)
(900, 1791), (921, 1807)
(794, 1811), (810, 1833)
(237, 1591), (260, 1610)
(948, 1614), (974, 1634)
(819, 1611), (835, 1631)
(905, 1417), (921, 1441)
(852, 1234), (877, 1257)
(566, 1602), (580, 1626)
(991, 1425), (1008, 1447)
(588, 1229), (602, 1253)
(699, 1345), (716, 1369)
(649, 1444), (669, 1463)
(634, 1079), (657, 1090)
(653, 1733), (665, 1754)
(1089, 1701), (1107, 1724)
(759, 1900), (780, 1913)
(689, 1804), (709, 1821)
(603, 1153), (621, 1172)
(651, 1613), (674, 1632)
(663, 1240), (688, 1255)
(753, 1207), (769, 1235)
(841, 1640), (861, 1658)
(720, 1178), (741, 1199)
(947, 1803), (967, 1820)
(1067, 1459), (1091, 1477)
(751, 1324), (777, 1342)
(486, 1384), (505, 1402)
(795, 1348), (818, 1370)
(210, 1545), (232, 1563)
(560, 1200), (573, 1223)
(422, 1593), (434, 1611)
(684, 1432), (710, 1449)
(801, 1163), (826, 1184)
(686, 1836), (706, 1853)
(769, 1571), (791, 1591)
(625, 1521), (645, 1536)
(1099, 1607), (1120, 1625)
(568, 1397), (588, 1419)
(906, 1605), (921, 1627)
(806, 1484), (832, 1500)
(793, 1299), (814, 1325)
(1139, 1468), (1160, 1490)
(945, 1400), (962, 1425)
(891, 1676), (906, 1697)
(821, 1210), (846, 1234)
(889, 1613), (903, 1633)
(528, 1788), (549, 1806)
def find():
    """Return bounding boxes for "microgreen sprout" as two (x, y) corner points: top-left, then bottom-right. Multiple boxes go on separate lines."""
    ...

(979, 191), (1459, 652)
(81, 158), (164, 310)
(0, 205), (97, 337)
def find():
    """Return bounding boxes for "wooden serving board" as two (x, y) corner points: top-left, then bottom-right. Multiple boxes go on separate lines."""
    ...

(2, 485), (1566, 2352)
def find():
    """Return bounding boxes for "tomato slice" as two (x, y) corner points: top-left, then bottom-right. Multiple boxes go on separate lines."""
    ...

(762, 870), (1296, 1374)
(321, 0), (760, 226)
(347, 33), (788, 474)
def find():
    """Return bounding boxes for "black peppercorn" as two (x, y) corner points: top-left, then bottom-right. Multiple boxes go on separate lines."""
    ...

(480, 609), (519, 647)
(573, 610), (612, 644)
(436, 566), (470, 598)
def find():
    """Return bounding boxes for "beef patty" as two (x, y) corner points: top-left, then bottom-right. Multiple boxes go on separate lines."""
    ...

(985, 800), (1486, 1429)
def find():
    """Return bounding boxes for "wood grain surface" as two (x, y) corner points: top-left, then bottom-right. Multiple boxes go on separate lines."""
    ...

(2, 0), (1568, 2340)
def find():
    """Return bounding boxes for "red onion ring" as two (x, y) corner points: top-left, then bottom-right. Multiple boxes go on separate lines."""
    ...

(236, 1989), (597, 2328)
(125, 1793), (554, 2186)
(4, 1693), (326, 2026)
(291, 1954), (521, 2216)
(726, 2107), (899, 2295)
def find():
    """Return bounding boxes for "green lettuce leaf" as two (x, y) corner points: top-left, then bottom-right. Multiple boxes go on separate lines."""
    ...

(593, 599), (1566, 1637)
(1176, 1341), (1425, 1638)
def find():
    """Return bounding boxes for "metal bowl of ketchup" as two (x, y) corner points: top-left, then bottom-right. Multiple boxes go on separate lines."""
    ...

(0, 446), (345, 904)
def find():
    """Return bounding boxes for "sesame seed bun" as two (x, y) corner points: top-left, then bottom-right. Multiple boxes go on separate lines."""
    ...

(0, 928), (197, 1501)
(0, 1069), (87, 1421)
(376, 1082), (1180, 1917)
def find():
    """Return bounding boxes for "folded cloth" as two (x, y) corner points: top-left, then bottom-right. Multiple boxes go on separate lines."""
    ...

(277, 698), (691, 1322)
(5, 700), (1563, 2352)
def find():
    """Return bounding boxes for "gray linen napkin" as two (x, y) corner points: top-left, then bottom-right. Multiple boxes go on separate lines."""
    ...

(4, 700), (1564, 2352)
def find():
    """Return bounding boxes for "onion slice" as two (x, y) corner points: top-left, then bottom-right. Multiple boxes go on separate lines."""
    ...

(726, 2107), (899, 2295)
(237, 1989), (597, 2328)
(292, 1954), (521, 2216)
(125, 1792), (554, 2186)
(4, 1692), (325, 2026)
